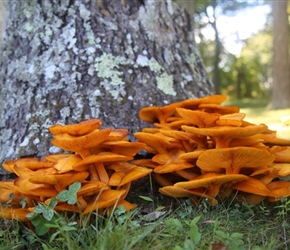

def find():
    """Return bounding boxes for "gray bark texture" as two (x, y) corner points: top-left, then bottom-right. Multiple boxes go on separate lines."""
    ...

(0, 0), (214, 173)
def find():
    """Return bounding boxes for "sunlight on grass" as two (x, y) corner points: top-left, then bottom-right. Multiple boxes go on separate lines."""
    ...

(225, 98), (290, 140)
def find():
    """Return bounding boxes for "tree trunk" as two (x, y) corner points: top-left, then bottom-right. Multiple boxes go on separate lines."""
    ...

(0, 0), (214, 173)
(207, 1), (221, 94)
(268, 0), (290, 109)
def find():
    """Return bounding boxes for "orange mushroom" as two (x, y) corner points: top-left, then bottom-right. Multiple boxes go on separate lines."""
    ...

(51, 128), (111, 158)
(176, 108), (220, 128)
(174, 173), (249, 198)
(159, 185), (218, 206)
(28, 171), (89, 192)
(82, 189), (127, 215)
(180, 94), (227, 110)
(0, 207), (30, 222)
(182, 124), (269, 148)
(139, 102), (182, 124)
(197, 147), (275, 175)
(49, 118), (102, 136)
(267, 181), (290, 202)
(198, 103), (240, 115)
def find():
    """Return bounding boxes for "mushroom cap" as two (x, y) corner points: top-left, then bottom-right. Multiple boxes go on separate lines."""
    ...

(231, 177), (273, 196)
(49, 118), (102, 136)
(182, 124), (269, 140)
(198, 103), (240, 115)
(139, 102), (182, 124)
(176, 108), (220, 128)
(274, 147), (290, 162)
(106, 128), (128, 141)
(53, 154), (83, 173)
(197, 147), (275, 174)
(77, 180), (109, 196)
(117, 167), (152, 186)
(14, 175), (58, 197)
(45, 154), (72, 163)
(152, 172), (175, 187)
(28, 171), (89, 191)
(82, 189), (127, 215)
(0, 207), (30, 221)
(215, 113), (245, 127)
(159, 185), (196, 198)
(152, 149), (194, 174)
(174, 173), (249, 190)
(0, 181), (22, 204)
(154, 161), (193, 174)
(159, 185), (218, 205)
(72, 152), (132, 171)
(51, 128), (111, 157)
(109, 171), (127, 186)
(158, 129), (205, 146)
(2, 158), (53, 173)
(99, 141), (145, 157)
(180, 95), (227, 110)
(267, 181), (290, 201)
(134, 132), (175, 154)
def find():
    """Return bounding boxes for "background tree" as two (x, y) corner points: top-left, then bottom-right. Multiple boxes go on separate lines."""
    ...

(268, 0), (290, 109)
(0, 0), (214, 169)
(190, 0), (255, 94)
(221, 30), (272, 99)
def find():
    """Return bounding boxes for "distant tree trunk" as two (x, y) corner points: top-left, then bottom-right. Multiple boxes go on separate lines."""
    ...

(207, 1), (221, 94)
(268, 0), (290, 109)
(0, 0), (214, 172)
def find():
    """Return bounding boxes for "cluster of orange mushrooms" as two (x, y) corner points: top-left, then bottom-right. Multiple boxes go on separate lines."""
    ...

(0, 119), (152, 221)
(133, 95), (290, 206)
(1, 94), (290, 223)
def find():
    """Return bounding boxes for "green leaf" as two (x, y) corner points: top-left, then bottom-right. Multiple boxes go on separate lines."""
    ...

(69, 182), (81, 193)
(31, 215), (50, 236)
(139, 195), (154, 202)
(33, 203), (54, 221)
(183, 239), (196, 250)
(57, 190), (70, 202)
(47, 197), (57, 210)
(57, 182), (81, 205)
(189, 216), (201, 245)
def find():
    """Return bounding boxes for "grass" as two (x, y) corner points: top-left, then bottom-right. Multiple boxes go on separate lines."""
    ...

(1, 98), (290, 249)
(1, 197), (290, 249)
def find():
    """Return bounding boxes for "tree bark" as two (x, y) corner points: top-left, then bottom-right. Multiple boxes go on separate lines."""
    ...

(0, 0), (214, 173)
(268, 0), (290, 109)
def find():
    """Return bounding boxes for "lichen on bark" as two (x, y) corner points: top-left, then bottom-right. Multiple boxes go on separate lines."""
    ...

(0, 0), (214, 173)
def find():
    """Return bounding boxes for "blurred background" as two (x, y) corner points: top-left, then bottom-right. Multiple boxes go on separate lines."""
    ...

(0, 0), (289, 137)
(177, 0), (290, 138)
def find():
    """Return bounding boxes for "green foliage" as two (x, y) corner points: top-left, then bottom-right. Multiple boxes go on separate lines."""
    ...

(26, 182), (80, 236)
(57, 182), (81, 204)
(1, 181), (290, 249)
(139, 195), (154, 202)
(187, 0), (271, 98)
